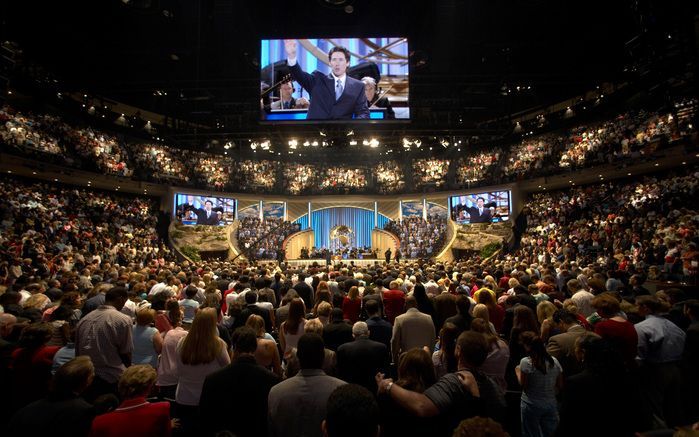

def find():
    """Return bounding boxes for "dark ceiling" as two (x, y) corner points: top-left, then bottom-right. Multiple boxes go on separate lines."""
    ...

(1, 0), (695, 151)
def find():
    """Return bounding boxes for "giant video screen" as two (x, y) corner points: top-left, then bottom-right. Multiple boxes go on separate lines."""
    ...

(260, 37), (409, 122)
(448, 191), (511, 224)
(174, 193), (237, 226)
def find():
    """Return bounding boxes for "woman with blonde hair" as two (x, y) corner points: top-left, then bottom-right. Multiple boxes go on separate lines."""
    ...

(536, 301), (558, 342)
(245, 314), (282, 376)
(175, 308), (230, 408)
(472, 303), (497, 335)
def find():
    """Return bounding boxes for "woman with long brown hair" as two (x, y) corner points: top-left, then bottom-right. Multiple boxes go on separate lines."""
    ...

(516, 331), (562, 437)
(280, 298), (305, 358)
(431, 322), (462, 378)
(379, 347), (437, 437)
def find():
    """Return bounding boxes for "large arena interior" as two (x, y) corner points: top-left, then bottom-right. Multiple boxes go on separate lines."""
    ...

(1, 1), (698, 436)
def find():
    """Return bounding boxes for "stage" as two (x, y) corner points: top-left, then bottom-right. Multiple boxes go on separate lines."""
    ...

(285, 258), (398, 268)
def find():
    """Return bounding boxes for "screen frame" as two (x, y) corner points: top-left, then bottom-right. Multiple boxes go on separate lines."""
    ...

(173, 193), (238, 227)
(448, 190), (512, 225)
(258, 36), (411, 125)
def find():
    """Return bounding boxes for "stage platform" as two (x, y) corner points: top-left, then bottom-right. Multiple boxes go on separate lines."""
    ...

(284, 258), (415, 268)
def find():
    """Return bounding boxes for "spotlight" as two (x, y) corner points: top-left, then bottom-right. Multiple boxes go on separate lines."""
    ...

(369, 138), (379, 148)
(349, 140), (357, 146)
(288, 139), (298, 149)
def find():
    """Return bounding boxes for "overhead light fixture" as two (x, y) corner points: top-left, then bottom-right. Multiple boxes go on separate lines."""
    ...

(369, 138), (379, 148)
(349, 139), (357, 146)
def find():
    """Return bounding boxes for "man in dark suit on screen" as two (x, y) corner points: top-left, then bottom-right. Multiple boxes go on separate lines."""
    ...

(184, 199), (223, 226)
(462, 197), (498, 223)
(284, 40), (369, 120)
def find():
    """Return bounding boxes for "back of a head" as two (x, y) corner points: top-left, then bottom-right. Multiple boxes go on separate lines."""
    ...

(118, 364), (157, 400)
(452, 416), (509, 437)
(297, 333), (325, 370)
(457, 330), (488, 368)
(551, 308), (578, 326)
(324, 384), (379, 437)
(331, 307), (344, 323)
(52, 356), (95, 398)
(404, 295), (417, 309)
(245, 290), (258, 305)
(232, 326), (258, 355)
(365, 299), (379, 316)
(352, 321), (369, 338)
(105, 286), (128, 304)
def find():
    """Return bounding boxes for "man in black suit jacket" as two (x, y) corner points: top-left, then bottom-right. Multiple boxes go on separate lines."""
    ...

(462, 197), (498, 223)
(323, 308), (353, 352)
(184, 200), (222, 226)
(285, 40), (369, 120)
(233, 291), (273, 333)
(336, 321), (389, 394)
(364, 299), (392, 350)
(200, 327), (279, 437)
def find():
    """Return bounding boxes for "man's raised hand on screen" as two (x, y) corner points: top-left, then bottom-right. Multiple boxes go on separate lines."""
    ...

(284, 39), (297, 60)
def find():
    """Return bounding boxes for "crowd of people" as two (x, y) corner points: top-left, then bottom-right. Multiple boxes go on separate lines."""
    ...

(412, 159), (450, 190)
(2, 101), (696, 195)
(236, 217), (301, 261)
(318, 167), (368, 193)
(282, 163), (317, 195)
(384, 216), (448, 259)
(128, 143), (191, 184)
(0, 165), (698, 436)
(0, 106), (66, 158)
(455, 149), (502, 187)
(500, 135), (561, 180)
(502, 101), (696, 181)
(517, 168), (699, 283)
(375, 161), (405, 194)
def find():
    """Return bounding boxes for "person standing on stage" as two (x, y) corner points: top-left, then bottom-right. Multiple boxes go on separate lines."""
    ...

(385, 248), (392, 265)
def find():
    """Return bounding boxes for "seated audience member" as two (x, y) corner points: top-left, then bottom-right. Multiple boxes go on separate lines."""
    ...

(89, 365), (171, 437)
(200, 327), (280, 437)
(9, 356), (96, 437)
(322, 384), (381, 437)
